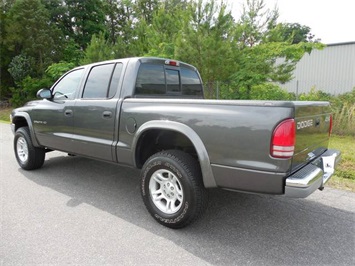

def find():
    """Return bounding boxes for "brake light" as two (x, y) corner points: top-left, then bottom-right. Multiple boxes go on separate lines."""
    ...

(271, 119), (296, 159)
(329, 115), (333, 137)
(165, 60), (179, 67)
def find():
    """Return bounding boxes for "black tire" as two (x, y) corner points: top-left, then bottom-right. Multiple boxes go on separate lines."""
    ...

(14, 127), (45, 170)
(141, 150), (208, 229)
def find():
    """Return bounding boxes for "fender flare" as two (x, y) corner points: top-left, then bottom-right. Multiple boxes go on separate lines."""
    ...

(132, 120), (217, 188)
(12, 112), (40, 147)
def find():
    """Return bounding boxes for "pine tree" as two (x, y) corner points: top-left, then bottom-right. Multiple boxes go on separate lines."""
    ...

(5, 0), (63, 76)
(175, 0), (235, 98)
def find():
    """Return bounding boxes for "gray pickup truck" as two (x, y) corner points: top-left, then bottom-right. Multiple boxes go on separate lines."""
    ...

(11, 57), (341, 228)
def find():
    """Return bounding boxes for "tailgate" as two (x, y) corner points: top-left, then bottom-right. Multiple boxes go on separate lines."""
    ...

(292, 102), (332, 172)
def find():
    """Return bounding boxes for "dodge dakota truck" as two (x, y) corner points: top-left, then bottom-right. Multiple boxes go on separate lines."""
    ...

(11, 57), (341, 228)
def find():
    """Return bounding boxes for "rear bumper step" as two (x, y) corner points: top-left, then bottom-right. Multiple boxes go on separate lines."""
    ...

(285, 149), (341, 198)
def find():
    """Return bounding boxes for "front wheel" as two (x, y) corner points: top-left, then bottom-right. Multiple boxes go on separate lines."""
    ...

(141, 150), (207, 229)
(14, 127), (45, 170)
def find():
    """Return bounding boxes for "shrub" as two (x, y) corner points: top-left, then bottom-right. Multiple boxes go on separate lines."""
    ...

(298, 87), (332, 101)
(46, 61), (76, 80)
(220, 82), (292, 100)
(248, 83), (292, 100)
(10, 76), (52, 107)
(299, 87), (355, 136)
(330, 89), (355, 136)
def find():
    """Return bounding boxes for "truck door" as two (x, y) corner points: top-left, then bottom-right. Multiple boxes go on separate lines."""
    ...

(31, 68), (85, 152)
(71, 63), (123, 161)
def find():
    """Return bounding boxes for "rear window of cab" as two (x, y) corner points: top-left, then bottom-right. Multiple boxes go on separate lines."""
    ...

(135, 63), (203, 97)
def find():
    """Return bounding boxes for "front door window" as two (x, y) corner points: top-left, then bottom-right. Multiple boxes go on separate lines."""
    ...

(52, 69), (84, 100)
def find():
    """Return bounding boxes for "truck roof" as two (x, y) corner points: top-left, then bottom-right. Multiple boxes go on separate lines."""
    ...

(75, 57), (197, 71)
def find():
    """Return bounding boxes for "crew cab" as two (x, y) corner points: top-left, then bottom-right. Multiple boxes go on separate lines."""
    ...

(11, 57), (341, 228)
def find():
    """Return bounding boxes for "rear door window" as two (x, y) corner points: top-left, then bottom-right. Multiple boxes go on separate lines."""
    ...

(82, 64), (115, 99)
(108, 63), (123, 98)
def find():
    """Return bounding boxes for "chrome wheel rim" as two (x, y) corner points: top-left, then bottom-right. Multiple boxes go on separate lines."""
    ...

(17, 137), (29, 163)
(149, 169), (184, 214)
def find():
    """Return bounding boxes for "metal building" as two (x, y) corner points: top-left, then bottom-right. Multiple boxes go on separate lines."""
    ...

(280, 42), (355, 95)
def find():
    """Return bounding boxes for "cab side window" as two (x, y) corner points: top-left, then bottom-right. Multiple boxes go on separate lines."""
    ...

(52, 69), (84, 100)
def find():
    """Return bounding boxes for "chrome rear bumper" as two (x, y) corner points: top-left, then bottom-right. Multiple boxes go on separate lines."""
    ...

(285, 149), (341, 198)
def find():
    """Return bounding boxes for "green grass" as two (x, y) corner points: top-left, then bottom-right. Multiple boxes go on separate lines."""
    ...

(0, 107), (12, 123)
(328, 135), (355, 191)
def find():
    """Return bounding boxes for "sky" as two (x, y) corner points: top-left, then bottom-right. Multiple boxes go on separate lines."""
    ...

(226, 0), (355, 44)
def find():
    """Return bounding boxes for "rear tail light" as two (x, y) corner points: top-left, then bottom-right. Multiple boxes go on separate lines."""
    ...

(329, 114), (333, 137)
(271, 119), (296, 159)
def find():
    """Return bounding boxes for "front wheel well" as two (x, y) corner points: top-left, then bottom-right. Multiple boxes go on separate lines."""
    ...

(135, 129), (199, 169)
(13, 116), (29, 131)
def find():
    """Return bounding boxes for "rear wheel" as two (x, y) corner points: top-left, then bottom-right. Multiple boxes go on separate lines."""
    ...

(14, 127), (45, 170)
(141, 150), (207, 228)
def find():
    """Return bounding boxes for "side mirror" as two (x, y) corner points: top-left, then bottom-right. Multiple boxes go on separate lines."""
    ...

(37, 88), (52, 99)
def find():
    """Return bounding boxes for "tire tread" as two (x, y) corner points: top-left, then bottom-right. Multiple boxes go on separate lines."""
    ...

(142, 150), (208, 228)
(14, 127), (45, 170)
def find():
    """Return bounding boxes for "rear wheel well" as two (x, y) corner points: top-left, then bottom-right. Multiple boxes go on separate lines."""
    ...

(135, 129), (198, 169)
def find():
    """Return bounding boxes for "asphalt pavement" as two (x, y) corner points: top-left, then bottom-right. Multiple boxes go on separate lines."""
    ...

(1, 122), (354, 265)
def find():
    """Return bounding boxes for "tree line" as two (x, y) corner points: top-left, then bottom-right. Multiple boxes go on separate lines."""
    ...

(0, 0), (323, 105)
